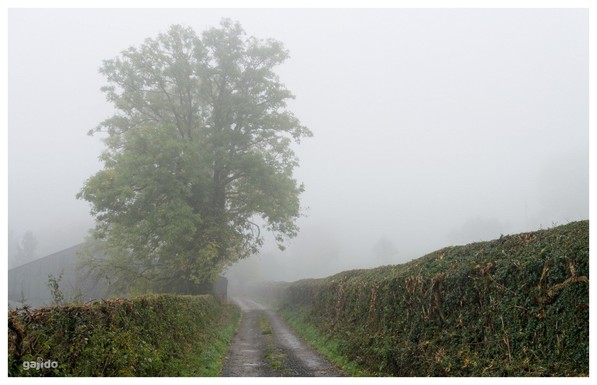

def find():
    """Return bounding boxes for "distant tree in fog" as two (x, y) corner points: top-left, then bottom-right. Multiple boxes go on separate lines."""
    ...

(78, 20), (311, 294)
(372, 236), (399, 266)
(11, 230), (38, 268)
(448, 217), (507, 245)
(7, 228), (17, 269)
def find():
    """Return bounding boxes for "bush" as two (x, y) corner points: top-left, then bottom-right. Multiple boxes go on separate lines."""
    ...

(278, 221), (589, 376)
(8, 294), (239, 376)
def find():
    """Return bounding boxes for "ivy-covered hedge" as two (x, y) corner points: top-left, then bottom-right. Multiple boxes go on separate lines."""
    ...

(8, 294), (239, 376)
(278, 221), (589, 376)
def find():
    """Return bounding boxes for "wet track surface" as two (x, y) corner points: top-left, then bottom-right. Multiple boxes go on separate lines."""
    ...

(220, 298), (345, 377)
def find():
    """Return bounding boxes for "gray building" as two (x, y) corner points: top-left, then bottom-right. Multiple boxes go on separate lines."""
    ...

(8, 243), (228, 308)
(7, 244), (105, 308)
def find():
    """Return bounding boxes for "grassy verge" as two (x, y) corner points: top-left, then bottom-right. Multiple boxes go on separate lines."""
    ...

(8, 294), (240, 377)
(278, 307), (369, 376)
(186, 302), (241, 376)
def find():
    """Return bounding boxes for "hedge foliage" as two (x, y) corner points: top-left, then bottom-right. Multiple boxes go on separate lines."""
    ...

(278, 221), (589, 376)
(8, 294), (239, 376)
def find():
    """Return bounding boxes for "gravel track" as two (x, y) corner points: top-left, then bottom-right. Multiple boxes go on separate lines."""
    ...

(220, 298), (345, 377)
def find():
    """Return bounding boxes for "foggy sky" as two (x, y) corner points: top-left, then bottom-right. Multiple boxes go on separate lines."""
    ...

(7, 9), (589, 280)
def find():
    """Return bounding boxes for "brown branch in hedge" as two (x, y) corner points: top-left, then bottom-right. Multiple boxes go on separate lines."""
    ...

(546, 276), (588, 300)
(8, 315), (25, 365)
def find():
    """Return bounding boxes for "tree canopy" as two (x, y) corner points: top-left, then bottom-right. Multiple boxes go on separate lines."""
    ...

(78, 20), (311, 294)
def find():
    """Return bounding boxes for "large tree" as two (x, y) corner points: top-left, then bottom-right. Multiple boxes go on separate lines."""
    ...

(78, 20), (311, 294)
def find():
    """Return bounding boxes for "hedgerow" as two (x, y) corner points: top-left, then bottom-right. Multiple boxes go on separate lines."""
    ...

(279, 221), (589, 376)
(8, 294), (239, 376)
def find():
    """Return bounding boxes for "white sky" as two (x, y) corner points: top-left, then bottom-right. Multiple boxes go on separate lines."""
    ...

(4, 6), (591, 281)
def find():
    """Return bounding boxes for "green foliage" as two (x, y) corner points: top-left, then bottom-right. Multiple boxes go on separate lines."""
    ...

(47, 273), (65, 306)
(279, 307), (369, 376)
(77, 19), (311, 293)
(259, 314), (273, 335)
(277, 221), (589, 376)
(8, 294), (239, 376)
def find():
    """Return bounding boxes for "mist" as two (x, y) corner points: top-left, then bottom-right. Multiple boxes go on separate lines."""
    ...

(7, 9), (588, 284)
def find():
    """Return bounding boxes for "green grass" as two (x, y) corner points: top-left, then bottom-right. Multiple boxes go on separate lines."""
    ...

(258, 314), (289, 374)
(191, 303), (240, 376)
(259, 314), (273, 335)
(263, 352), (287, 371)
(278, 307), (369, 376)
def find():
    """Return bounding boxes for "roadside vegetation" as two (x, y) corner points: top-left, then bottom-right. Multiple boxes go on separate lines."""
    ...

(277, 221), (589, 376)
(279, 308), (369, 376)
(8, 294), (239, 376)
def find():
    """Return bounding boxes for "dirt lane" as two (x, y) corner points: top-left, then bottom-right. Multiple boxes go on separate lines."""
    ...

(220, 298), (345, 377)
